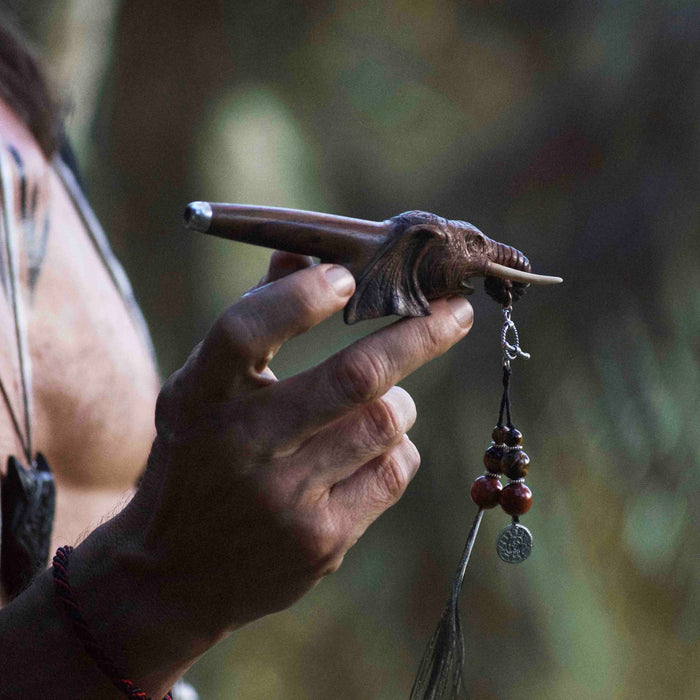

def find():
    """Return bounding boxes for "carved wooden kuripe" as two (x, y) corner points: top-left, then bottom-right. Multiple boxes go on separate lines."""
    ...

(184, 203), (562, 323)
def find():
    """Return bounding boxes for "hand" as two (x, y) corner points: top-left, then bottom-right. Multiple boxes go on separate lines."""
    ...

(139, 253), (473, 628)
(66, 252), (473, 693)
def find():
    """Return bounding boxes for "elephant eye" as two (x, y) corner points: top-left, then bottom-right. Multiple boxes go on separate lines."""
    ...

(464, 231), (487, 256)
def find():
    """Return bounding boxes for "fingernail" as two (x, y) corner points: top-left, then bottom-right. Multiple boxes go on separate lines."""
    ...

(446, 296), (474, 328)
(325, 265), (355, 296)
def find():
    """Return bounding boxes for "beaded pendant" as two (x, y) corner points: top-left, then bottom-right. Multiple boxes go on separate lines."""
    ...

(411, 301), (535, 699)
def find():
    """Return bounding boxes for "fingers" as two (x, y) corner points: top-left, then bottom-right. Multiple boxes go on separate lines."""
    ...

(261, 251), (314, 285)
(294, 386), (417, 486)
(329, 435), (421, 536)
(192, 263), (355, 398)
(250, 252), (314, 291)
(265, 296), (473, 445)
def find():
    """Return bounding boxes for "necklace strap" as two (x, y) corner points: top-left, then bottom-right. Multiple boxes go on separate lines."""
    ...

(53, 157), (157, 365)
(0, 144), (32, 461)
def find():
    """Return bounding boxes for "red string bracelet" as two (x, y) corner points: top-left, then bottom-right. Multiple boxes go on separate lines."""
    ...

(52, 546), (173, 700)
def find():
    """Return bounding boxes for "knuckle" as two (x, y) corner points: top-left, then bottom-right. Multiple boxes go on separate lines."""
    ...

(154, 371), (183, 431)
(286, 288), (319, 333)
(214, 311), (259, 361)
(415, 317), (448, 358)
(153, 343), (208, 437)
(390, 386), (417, 428)
(319, 554), (345, 576)
(294, 515), (345, 576)
(406, 439), (421, 472)
(401, 438), (421, 479)
(333, 349), (387, 406)
(156, 373), (177, 409)
(374, 452), (410, 505)
(362, 398), (402, 448)
(308, 546), (344, 577)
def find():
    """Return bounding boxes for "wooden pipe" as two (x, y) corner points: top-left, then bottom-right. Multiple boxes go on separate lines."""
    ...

(184, 202), (562, 324)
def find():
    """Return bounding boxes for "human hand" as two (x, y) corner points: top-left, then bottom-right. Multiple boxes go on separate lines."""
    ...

(138, 252), (473, 632)
(72, 252), (472, 694)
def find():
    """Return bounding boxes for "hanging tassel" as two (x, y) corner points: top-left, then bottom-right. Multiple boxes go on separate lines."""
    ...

(411, 301), (536, 698)
(410, 509), (484, 700)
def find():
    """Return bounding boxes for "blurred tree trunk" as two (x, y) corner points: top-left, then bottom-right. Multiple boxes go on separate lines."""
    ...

(89, 0), (236, 373)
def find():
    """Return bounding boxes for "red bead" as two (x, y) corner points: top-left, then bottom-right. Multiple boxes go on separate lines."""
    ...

(499, 481), (532, 515)
(483, 445), (504, 473)
(491, 425), (508, 444)
(471, 475), (502, 509)
(501, 450), (530, 480)
(504, 427), (523, 447)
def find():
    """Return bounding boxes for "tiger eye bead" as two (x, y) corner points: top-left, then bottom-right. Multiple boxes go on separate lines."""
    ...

(491, 425), (508, 444)
(504, 427), (523, 447)
(501, 450), (530, 480)
(483, 445), (504, 473)
(470, 475), (502, 509)
(500, 481), (532, 515)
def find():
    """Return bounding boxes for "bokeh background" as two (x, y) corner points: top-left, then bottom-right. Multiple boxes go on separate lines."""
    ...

(8, 0), (700, 697)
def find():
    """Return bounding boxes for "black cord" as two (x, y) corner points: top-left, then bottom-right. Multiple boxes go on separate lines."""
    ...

(497, 366), (512, 428)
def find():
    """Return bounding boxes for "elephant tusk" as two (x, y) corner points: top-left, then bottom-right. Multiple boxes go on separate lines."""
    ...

(485, 261), (563, 285)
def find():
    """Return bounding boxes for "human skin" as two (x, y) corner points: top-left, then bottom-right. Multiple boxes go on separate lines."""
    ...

(0, 257), (474, 698)
(0, 97), (475, 697)
(0, 96), (160, 554)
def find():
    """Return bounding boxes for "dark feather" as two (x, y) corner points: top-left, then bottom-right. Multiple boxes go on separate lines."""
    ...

(410, 509), (484, 700)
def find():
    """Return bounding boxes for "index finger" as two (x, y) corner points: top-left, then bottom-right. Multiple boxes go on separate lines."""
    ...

(188, 263), (355, 400)
(261, 296), (474, 446)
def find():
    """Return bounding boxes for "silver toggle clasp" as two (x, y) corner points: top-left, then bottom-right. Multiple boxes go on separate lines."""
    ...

(501, 306), (530, 368)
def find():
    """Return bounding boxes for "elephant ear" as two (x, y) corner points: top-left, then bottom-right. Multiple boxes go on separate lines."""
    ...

(344, 224), (446, 324)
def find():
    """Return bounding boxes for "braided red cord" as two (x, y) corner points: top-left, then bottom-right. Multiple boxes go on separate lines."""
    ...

(52, 546), (173, 700)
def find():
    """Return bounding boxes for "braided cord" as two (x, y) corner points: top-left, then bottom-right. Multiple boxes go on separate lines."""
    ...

(52, 546), (173, 700)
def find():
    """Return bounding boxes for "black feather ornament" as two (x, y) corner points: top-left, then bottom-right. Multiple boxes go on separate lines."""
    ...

(410, 509), (484, 700)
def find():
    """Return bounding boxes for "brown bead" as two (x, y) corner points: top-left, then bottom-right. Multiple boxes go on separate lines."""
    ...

(491, 425), (508, 444)
(504, 427), (523, 447)
(501, 450), (530, 480)
(470, 475), (502, 509)
(499, 481), (532, 515)
(483, 445), (504, 473)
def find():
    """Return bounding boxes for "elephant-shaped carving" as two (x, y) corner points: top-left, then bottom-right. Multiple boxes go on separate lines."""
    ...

(184, 202), (562, 324)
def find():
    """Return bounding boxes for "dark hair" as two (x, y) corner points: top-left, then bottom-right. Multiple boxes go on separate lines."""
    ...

(0, 14), (63, 157)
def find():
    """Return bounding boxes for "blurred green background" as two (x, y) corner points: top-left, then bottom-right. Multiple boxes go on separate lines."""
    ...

(9, 0), (700, 697)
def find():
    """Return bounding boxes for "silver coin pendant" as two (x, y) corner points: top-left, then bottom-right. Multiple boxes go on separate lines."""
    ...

(496, 522), (533, 563)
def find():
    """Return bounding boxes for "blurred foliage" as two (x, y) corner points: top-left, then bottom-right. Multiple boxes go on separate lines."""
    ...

(8, 0), (700, 696)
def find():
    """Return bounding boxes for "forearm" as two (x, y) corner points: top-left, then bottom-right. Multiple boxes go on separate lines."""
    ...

(0, 510), (215, 699)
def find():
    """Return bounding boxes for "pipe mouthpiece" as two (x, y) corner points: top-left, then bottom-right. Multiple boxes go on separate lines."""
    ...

(184, 201), (213, 232)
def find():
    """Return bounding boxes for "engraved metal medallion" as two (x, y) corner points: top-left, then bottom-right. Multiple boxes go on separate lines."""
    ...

(496, 522), (532, 563)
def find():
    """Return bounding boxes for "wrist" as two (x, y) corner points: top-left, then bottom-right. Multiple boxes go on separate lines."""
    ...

(64, 509), (221, 695)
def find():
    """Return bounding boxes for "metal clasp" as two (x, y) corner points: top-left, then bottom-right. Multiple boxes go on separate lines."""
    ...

(501, 306), (530, 368)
